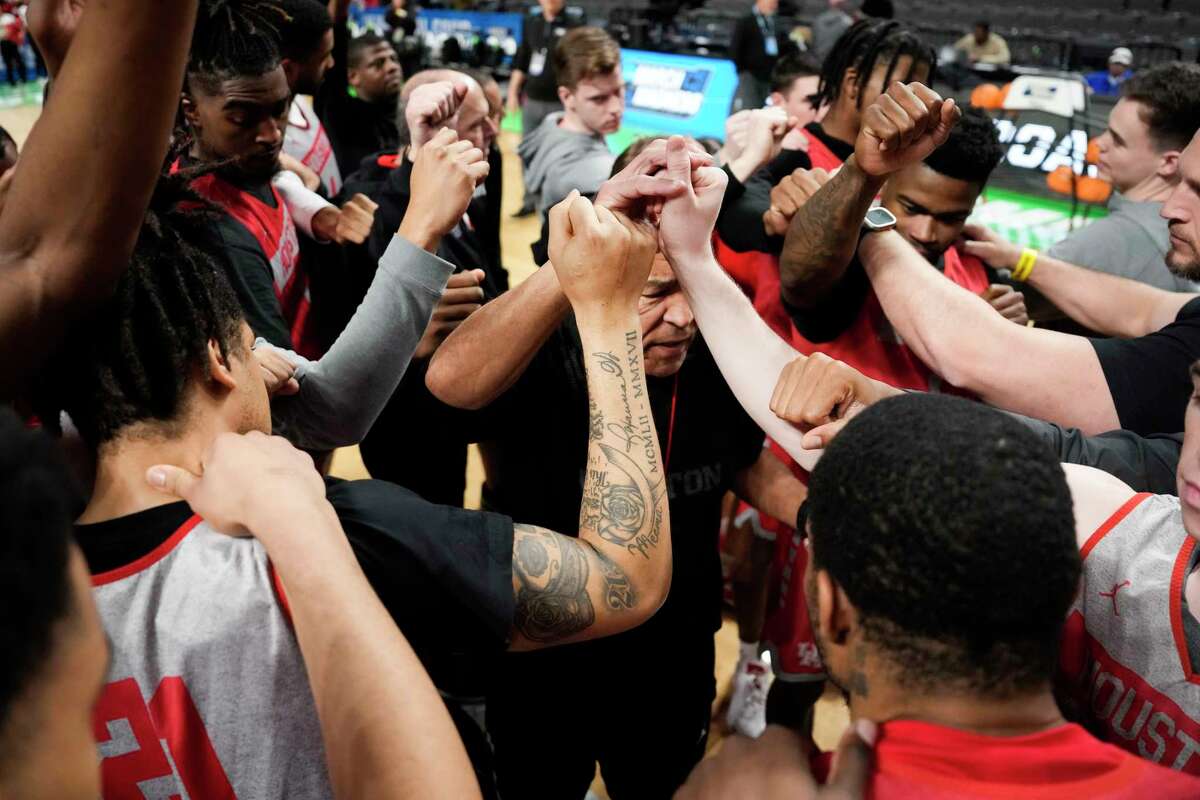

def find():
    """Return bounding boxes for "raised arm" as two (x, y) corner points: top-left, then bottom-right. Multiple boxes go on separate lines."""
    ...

(426, 138), (706, 410)
(269, 128), (488, 450)
(148, 432), (481, 800)
(962, 223), (1196, 338)
(506, 193), (672, 650)
(0, 0), (198, 399)
(861, 229), (1119, 433)
(779, 82), (959, 308)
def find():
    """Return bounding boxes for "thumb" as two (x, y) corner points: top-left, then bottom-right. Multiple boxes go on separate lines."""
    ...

(824, 719), (876, 798)
(801, 417), (848, 450)
(932, 98), (960, 147)
(146, 464), (200, 501)
(665, 135), (693, 190)
(961, 222), (989, 240)
(961, 240), (987, 257)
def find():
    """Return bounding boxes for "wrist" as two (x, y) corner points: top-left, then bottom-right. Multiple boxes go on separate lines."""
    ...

(574, 304), (638, 333)
(843, 154), (886, 195)
(397, 215), (442, 253)
(311, 207), (338, 242)
(1011, 247), (1039, 282)
(858, 227), (901, 263)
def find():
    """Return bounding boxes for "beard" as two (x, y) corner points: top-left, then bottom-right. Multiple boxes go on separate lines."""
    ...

(1167, 250), (1200, 282)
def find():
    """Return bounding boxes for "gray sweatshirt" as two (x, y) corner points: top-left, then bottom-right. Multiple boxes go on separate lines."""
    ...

(264, 234), (453, 452)
(518, 111), (615, 215)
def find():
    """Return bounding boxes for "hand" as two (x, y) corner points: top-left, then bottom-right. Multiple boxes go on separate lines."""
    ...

(659, 135), (729, 267)
(740, 107), (795, 168)
(414, 268), (486, 358)
(145, 431), (328, 538)
(399, 127), (490, 250)
(312, 193), (379, 245)
(278, 152), (322, 192)
(769, 353), (901, 449)
(721, 110), (754, 163)
(763, 167), (833, 237)
(780, 126), (811, 152)
(253, 343), (300, 396)
(406, 80), (469, 153)
(594, 137), (711, 225)
(855, 82), (960, 178)
(675, 722), (876, 799)
(548, 192), (654, 319)
(26, 0), (84, 75)
(960, 223), (1022, 270)
(981, 284), (1028, 325)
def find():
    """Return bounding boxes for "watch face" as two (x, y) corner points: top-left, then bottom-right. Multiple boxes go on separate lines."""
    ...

(864, 206), (897, 230)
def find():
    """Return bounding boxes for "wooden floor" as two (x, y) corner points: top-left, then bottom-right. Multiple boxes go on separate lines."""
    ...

(0, 99), (851, 797)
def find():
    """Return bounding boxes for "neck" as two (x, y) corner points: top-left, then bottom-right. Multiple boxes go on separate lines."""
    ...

(558, 110), (601, 137)
(78, 423), (221, 525)
(1121, 171), (1176, 204)
(542, 8), (557, 20)
(850, 678), (1065, 737)
(819, 100), (859, 145)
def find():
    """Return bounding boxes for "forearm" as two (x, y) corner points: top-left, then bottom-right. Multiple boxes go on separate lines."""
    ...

(734, 450), (807, 527)
(260, 505), (480, 799)
(0, 0), (198, 396)
(427, 264), (570, 409)
(779, 155), (882, 307)
(672, 250), (820, 470)
(508, 69), (526, 101)
(273, 170), (336, 241)
(272, 236), (454, 450)
(863, 231), (1119, 432)
(1026, 253), (1194, 338)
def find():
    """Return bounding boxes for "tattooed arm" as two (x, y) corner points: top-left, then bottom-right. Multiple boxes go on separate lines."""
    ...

(779, 82), (959, 310)
(778, 157), (882, 309)
(506, 192), (672, 651)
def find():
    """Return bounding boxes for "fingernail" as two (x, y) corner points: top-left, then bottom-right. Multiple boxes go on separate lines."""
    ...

(854, 718), (878, 746)
(147, 467), (167, 488)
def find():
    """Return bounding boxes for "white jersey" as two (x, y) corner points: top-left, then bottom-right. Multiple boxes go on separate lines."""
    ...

(1063, 492), (1200, 774)
(284, 95), (342, 196)
(91, 515), (333, 798)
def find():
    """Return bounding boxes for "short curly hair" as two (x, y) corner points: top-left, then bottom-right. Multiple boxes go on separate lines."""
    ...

(807, 393), (1080, 697)
(1122, 62), (1200, 152)
(924, 106), (1004, 188)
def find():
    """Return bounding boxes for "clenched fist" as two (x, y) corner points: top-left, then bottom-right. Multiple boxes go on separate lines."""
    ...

(855, 82), (960, 178)
(399, 127), (490, 249)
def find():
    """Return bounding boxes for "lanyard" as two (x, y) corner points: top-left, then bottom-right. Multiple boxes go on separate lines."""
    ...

(664, 372), (680, 476)
(754, 10), (774, 38)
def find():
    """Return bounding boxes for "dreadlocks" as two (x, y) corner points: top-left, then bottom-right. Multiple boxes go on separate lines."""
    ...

(187, 0), (290, 93)
(37, 163), (248, 448)
(808, 19), (936, 110)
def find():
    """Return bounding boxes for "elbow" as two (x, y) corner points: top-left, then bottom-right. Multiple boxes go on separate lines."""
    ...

(425, 354), (486, 410)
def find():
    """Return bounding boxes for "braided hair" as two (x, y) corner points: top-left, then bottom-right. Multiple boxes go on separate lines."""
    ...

(808, 19), (935, 110)
(36, 160), (248, 448)
(187, 0), (289, 94)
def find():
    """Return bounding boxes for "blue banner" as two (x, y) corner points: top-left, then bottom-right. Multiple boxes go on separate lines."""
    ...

(619, 48), (737, 141)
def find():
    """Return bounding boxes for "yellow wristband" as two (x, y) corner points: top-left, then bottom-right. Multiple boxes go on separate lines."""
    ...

(1012, 248), (1039, 282)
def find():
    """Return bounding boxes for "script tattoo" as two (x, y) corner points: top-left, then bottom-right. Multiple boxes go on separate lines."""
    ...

(581, 344), (665, 561)
(512, 525), (595, 643)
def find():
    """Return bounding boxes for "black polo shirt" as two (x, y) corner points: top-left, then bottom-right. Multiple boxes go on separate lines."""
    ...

(512, 7), (586, 103)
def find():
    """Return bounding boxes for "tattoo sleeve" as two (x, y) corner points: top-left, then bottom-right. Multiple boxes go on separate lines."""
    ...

(778, 157), (883, 310)
(508, 320), (670, 649)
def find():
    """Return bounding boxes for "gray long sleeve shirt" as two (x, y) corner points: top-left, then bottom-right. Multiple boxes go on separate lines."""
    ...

(264, 235), (454, 452)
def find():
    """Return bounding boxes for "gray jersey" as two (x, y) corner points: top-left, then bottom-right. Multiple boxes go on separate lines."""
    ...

(1066, 492), (1200, 774)
(92, 515), (333, 798)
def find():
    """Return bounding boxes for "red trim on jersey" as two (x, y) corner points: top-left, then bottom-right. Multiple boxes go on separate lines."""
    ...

(377, 153), (402, 170)
(268, 559), (295, 628)
(1169, 537), (1200, 685)
(804, 133), (844, 173)
(90, 515), (203, 586)
(1080, 493), (1152, 560)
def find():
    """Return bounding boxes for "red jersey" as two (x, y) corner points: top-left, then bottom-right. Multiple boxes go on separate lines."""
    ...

(804, 131), (845, 172)
(188, 169), (320, 360)
(812, 720), (1200, 798)
(788, 245), (989, 393)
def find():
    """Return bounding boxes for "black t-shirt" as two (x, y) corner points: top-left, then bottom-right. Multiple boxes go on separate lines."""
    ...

(512, 8), (586, 103)
(715, 123), (854, 256)
(730, 11), (789, 82)
(464, 321), (764, 634)
(75, 479), (516, 690)
(1092, 296), (1200, 436)
(315, 22), (399, 178)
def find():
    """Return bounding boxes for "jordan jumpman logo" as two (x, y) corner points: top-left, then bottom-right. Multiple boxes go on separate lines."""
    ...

(1099, 580), (1132, 616)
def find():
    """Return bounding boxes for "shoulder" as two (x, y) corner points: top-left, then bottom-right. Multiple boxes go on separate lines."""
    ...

(1062, 463), (1139, 550)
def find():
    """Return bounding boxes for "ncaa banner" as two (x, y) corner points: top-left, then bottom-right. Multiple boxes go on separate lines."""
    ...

(619, 48), (738, 141)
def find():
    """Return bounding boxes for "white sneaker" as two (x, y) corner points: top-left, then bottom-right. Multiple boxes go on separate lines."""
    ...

(726, 658), (772, 738)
